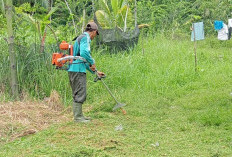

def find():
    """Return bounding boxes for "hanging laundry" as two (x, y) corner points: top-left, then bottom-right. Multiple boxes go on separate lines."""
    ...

(218, 23), (228, 40)
(214, 21), (223, 30)
(191, 22), (205, 41)
(228, 19), (232, 28)
(228, 19), (232, 40)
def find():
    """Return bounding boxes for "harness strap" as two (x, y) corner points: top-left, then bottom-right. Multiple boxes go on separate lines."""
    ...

(76, 34), (86, 56)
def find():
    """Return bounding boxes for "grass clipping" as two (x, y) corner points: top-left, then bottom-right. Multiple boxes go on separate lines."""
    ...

(0, 90), (70, 143)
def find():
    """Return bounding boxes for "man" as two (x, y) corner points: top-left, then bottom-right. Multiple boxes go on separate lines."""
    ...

(68, 22), (104, 123)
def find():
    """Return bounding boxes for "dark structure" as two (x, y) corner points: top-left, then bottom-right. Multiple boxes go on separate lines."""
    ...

(94, 16), (140, 51)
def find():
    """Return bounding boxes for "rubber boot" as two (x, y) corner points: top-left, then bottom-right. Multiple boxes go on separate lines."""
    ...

(78, 103), (91, 120)
(73, 102), (90, 123)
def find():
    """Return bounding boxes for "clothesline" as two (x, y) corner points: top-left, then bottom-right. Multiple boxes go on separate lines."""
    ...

(191, 19), (232, 41)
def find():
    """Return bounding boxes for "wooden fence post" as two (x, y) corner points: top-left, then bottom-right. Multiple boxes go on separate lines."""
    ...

(5, 0), (19, 98)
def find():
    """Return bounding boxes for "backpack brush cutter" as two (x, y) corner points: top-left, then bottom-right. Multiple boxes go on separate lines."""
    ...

(94, 71), (126, 114)
(52, 41), (126, 114)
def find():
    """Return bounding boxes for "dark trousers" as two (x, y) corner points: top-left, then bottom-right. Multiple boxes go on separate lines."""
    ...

(228, 27), (232, 40)
(68, 72), (86, 103)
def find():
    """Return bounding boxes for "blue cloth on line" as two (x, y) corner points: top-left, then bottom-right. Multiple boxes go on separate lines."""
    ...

(214, 21), (223, 30)
(191, 22), (205, 41)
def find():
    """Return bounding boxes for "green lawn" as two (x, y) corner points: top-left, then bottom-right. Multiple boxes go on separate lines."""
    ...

(0, 35), (232, 156)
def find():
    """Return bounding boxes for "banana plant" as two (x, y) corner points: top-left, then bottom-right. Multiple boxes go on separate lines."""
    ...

(95, 0), (134, 32)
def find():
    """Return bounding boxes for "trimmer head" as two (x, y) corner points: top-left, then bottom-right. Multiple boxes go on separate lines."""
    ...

(94, 73), (126, 113)
(113, 103), (126, 111)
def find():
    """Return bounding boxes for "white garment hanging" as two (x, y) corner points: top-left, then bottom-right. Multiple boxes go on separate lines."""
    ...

(218, 23), (228, 40)
(228, 19), (232, 28)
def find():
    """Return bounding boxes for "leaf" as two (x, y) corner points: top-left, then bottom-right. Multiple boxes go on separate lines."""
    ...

(20, 13), (43, 38)
(21, 13), (36, 28)
(95, 10), (112, 29)
(117, 5), (133, 29)
(96, 0), (134, 31)
(41, 23), (46, 34)
(111, 0), (118, 16)
(100, 0), (111, 16)
(43, 7), (57, 21)
(193, 15), (202, 20)
(118, 0), (124, 8)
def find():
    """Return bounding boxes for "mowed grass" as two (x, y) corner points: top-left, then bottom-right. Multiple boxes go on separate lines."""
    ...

(0, 35), (232, 156)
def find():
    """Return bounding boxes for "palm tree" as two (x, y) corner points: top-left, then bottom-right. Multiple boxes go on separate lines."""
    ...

(95, 0), (134, 32)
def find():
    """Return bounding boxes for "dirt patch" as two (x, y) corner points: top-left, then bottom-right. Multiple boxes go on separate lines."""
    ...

(0, 90), (71, 143)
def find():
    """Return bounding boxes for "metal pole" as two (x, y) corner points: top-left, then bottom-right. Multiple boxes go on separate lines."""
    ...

(100, 79), (120, 104)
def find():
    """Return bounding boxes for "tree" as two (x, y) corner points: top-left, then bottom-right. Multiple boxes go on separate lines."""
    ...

(4, 0), (19, 98)
(16, 3), (57, 53)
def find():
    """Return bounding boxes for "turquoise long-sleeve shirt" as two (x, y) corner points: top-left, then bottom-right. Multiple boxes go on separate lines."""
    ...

(68, 32), (95, 73)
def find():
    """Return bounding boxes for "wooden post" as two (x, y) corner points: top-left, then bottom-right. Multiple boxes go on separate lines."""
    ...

(193, 23), (197, 72)
(134, 0), (137, 27)
(142, 29), (144, 55)
(5, 0), (19, 98)
(134, 0), (143, 54)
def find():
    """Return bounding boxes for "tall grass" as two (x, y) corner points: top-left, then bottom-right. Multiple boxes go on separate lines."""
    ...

(1, 33), (232, 119)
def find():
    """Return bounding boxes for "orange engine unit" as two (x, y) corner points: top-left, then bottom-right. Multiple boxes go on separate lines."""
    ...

(60, 41), (69, 50)
(52, 41), (73, 68)
(52, 53), (67, 67)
